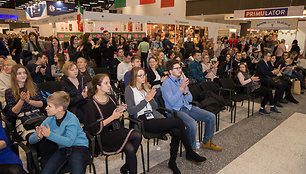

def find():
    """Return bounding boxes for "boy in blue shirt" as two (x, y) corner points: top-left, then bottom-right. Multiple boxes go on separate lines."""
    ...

(29, 91), (89, 174)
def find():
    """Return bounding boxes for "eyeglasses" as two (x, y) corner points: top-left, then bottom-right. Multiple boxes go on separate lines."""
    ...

(172, 67), (182, 70)
(137, 74), (146, 78)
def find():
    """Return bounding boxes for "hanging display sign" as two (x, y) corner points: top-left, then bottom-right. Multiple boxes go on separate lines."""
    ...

(26, 1), (48, 20)
(161, 0), (175, 8)
(46, 1), (75, 16)
(140, 0), (156, 5)
(251, 19), (298, 29)
(26, 1), (75, 20)
(234, 6), (304, 19)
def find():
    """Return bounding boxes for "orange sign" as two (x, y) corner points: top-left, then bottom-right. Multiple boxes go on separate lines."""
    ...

(140, 0), (156, 5)
(161, 0), (174, 8)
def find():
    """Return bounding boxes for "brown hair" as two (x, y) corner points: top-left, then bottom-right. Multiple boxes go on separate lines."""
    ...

(47, 91), (70, 110)
(80, 33), (90, 46)
(10, 64), (37, 99)
(54, 53), (65, 69)
(88, 73), (109, 97)
(157, 51), (166, 69)
(129, 67), (149, 92)
(62, 61), (77, 77)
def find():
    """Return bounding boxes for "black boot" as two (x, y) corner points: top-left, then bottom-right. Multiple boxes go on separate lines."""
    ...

(168, 161), (181, 174)
(120, 164), (128, 174)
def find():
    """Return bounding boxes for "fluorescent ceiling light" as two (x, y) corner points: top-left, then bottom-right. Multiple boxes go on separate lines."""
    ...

(98, 0), (105, 2)
(83, 4), (90, 6)
(90, 2), (97, 4)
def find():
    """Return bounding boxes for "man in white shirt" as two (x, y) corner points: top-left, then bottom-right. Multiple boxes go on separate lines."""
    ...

(117, 51), (132, 81)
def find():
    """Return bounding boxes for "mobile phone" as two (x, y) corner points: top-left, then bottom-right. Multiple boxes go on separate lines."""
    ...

(116, 105), (125, 112)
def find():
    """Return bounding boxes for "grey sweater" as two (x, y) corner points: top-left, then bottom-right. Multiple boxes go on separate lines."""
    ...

(125, 86), (164, 119)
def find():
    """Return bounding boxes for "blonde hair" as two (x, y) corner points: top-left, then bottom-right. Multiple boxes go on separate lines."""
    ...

(129, 67), (149, 92)
(47, 91), (70, 110)
(10, 64), (37, 99)
(62, 61), (77, 77)
(4, 59), (17, 66)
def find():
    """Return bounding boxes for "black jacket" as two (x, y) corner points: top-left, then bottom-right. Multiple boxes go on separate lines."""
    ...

(68, 45), (82, 62)
(61, 75), (87, 108)
(99, 38), (117, 60)
(146, 68), (163, 86)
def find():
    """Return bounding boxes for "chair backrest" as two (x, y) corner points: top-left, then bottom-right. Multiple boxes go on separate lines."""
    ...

(93, 67), (109, 74)
(200, 81), (220, 94)
(38, 81), (63, 94)
(188, 83), (202, 102)
(219, 78), (236, 90)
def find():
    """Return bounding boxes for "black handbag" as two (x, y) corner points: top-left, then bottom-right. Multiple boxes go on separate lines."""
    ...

(19, 110), (46, 130)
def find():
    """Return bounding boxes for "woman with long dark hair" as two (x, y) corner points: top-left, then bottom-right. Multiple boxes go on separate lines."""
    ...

(125, 67), (206, 174)
(21, 32), (45, 65)
(47, 37), (63, 66)
(67, 36), (82, 62)
(86, 74), (142, 174)
(79, 33), (98, 61)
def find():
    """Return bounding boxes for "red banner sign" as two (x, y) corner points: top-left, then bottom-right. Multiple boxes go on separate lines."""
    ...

(140, 0), (156, 5)
(161, 0), (174, 8)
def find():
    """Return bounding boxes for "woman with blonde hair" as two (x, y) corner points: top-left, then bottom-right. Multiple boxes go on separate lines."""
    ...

(61, 61), (87, 123)
(125, 67), (206, 174)
(5, 64), (45, 139)
(0, 59), (17, 108)
(77, 57), (95, 83)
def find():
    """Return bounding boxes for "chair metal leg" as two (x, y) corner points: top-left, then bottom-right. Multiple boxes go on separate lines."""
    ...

(180, 140), (182, 157)
(198, 121), (201, 143)
(140, 144), (146, 174)
(105, 156), (109, 174)
(147, 140), (150, 172)
(247, 98), (250, 118)
(230, 105), (233, 123)
(234, 102), (237, 123)
(200, 122), (203, 142)
(252, 97), (255, 116)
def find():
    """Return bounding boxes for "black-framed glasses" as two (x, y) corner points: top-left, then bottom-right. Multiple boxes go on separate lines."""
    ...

(173, 67), (182, 70)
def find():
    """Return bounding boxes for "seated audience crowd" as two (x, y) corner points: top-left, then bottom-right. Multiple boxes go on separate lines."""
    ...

(0, 31), (305, 174)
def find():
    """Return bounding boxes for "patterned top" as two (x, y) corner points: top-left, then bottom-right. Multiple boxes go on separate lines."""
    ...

(5, 84), (44, 116)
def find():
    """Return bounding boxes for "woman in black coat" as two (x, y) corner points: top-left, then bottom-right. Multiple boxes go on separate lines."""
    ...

(61, 61), (87, 123)
(67, 36), (82, 62)
(47, 37), (63, 66)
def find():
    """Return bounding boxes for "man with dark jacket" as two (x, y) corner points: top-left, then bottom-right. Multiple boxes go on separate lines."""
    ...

(256, 51), (284, 107)
(26, 53), (48, 84)
(99, 30), (117, 68)
(8, 33), (22, 63)
(183, 34), (195, 60)
(162, 33), (173, 55)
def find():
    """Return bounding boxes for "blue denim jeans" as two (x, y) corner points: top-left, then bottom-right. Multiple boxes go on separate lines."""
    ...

(41, 146), (89, 174)
(176, 106), (216, 149)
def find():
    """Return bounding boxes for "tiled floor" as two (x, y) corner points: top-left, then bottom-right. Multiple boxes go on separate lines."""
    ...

(217, 112), (306, 174)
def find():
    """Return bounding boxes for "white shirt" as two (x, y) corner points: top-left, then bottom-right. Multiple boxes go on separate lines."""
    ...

(131, 87), (153, 117)
(153, 70), (161, 89)
(117, 62), (132, 81)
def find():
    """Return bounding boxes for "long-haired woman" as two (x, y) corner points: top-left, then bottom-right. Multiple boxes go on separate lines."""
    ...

(125, 67), (206, 174)
(86, 74), (142, 174)
(50, 53), (65, 80)
(22, 32), (45, 65)
(47, 37), (63, 66)
(5, 64), (45, 139)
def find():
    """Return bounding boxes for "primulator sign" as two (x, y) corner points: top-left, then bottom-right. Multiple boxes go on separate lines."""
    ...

(245, 8), (288, 18)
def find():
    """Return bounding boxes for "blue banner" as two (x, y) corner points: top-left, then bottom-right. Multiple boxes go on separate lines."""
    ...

(46, 1), (75, 16)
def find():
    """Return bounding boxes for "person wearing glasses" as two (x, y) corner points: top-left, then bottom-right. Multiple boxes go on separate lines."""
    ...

(162, 60), (222, 152)
(125, 67), (206, 174)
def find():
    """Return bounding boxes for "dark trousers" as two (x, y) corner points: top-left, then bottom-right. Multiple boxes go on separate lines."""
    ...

(262, 78), (284, 103)
(122, 130), (142, 174)
(41, 146), (89, 174)
(0, 164), (25, 174)
(138, 115), (194, 162)
(141, 52), (148, 69)
(252, 86), (274, 107)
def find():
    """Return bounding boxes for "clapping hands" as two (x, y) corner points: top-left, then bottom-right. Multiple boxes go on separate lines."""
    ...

(145, 87), (156, 102)
(20, 91), (30, 103)
(36, 124), (51, 140)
